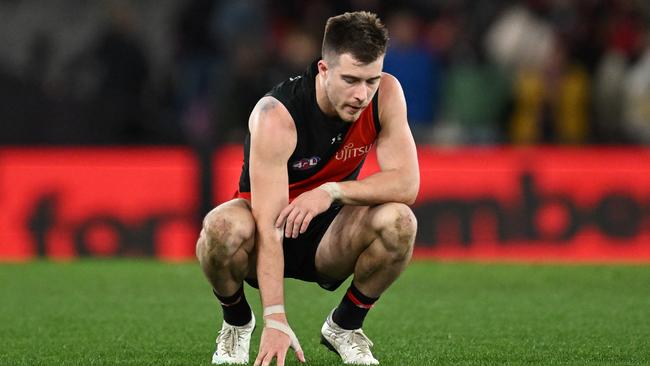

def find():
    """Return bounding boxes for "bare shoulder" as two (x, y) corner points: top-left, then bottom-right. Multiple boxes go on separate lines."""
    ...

(379, 72), (403, 95)
(377, 72), (407, 124)
(249, 96), (297, 157)
(249, 96), (295, 133)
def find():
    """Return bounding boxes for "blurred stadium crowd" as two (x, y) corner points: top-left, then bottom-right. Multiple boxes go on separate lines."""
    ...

(0, 0), (649, 146)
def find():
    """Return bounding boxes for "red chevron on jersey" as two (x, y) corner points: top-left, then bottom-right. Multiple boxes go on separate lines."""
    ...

(286, 104), (378, 200)
(236, 103), (378, 201)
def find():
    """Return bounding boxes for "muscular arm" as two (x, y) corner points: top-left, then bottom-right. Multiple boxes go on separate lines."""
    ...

(249, 96), (296, 313)
(324, 73), (420, 205)
(250, 96), (306, 365)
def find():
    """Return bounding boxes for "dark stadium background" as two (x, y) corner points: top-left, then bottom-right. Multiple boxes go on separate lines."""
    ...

(1, 2), (650, 365)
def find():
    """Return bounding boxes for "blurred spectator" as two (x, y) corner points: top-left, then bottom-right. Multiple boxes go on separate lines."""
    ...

(486, 4), (555, 71)
(435, 42), (510, 145)
(593, 51), (627, 142)
(509, 36), (590, 144)
(90, 3), (150, 143)
(268, 28), (319, 84)
(383, 10), (442, 140)
(593, 1), (646, 143)
(212, 0), (271, 144)
(622, 29), (650, 143)
(552, 0), (606, 73)
(173, 0), (224, 146)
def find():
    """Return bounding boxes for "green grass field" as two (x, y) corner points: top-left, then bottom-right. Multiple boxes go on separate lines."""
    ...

(1, 260), (649, 365)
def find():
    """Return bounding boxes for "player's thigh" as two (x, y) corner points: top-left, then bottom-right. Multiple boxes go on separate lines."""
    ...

(314, 205), (375, 280)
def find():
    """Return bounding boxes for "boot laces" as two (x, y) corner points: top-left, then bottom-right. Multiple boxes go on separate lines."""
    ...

(345, 329), (374, 358)
(216, 326), (243, 357)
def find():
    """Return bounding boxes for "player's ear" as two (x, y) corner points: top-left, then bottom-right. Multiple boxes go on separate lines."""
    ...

(317, 59), (329, 76)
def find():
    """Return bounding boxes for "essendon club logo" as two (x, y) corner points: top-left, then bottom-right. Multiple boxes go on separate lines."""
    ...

(292, 156), (321, 171)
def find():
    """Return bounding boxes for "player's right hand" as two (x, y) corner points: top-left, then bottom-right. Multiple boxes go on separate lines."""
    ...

(254, 323), (306, 366)
(275, 187), (333, 238)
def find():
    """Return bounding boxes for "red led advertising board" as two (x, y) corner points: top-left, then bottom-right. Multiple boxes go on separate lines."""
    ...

(0, 148), (198, 261)
(1, 146), (649, 262)
(409, 148), (650, 262)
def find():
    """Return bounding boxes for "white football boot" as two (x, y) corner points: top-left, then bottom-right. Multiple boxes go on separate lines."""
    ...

(211, 312), (256, 365)
(320, 310), (379, 365)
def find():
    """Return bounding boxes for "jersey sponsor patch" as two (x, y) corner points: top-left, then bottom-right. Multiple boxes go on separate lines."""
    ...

(335, 143), (373, 162)
(291, 156), (321, 171)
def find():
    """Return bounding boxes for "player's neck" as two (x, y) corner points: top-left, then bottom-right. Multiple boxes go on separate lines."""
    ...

(315, 73), (338, 118)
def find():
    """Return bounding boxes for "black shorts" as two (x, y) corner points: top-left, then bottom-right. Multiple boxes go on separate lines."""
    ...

(245, 203), (346, 292)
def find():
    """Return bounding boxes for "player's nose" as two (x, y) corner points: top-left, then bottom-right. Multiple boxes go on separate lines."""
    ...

(352, 83), (367, 104)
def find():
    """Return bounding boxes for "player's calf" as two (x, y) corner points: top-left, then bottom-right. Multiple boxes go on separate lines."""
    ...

(321, 203), (416, 364)
(196, 199), (257, 364)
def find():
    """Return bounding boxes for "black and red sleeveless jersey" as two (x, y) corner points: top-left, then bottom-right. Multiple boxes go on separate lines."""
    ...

(237, 60), (381, 201)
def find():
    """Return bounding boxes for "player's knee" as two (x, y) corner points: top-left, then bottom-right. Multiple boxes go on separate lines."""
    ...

(199, 208), (254, 263)
(371, 203), (417, 258)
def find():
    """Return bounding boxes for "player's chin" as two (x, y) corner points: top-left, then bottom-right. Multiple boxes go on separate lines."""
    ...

(339, 110), (360, 122)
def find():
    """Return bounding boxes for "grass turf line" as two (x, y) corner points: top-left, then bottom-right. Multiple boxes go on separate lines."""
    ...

(1, 260), (649, 365)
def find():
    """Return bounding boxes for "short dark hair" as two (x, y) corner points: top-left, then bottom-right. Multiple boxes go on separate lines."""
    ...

(322, 11), (389, 65)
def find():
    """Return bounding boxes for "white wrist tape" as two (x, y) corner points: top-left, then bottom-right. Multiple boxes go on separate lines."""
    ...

(319, 182), (342, 201)
(263, 304), (285, 317)
(264, 318), (303, 353)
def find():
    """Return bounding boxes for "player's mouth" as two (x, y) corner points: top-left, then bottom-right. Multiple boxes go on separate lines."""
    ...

(345, 104), (363, 113)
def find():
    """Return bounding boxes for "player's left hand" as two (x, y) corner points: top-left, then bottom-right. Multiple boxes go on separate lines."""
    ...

(275, 187), (333, 238)
(254, 325), (305, 366)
